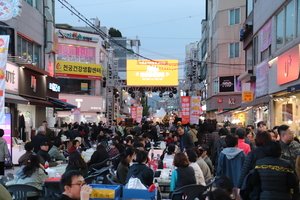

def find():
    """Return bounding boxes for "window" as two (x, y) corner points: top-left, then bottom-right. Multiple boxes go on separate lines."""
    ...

(285, 0), (295, 43)
(253, 36), (258, 65)
(298, 0), (300, 36)
(276, 10), (284, 50)
(261, 46), (271, 61)
(213, 79), (219, 95)
(212, 17), (218, 33)
(201, 41), (207, 59)
(17, 36), (42, 68)
(24, 0), (39, 10)
(247, 0), (253, 16)
(246, 45), (253, 70)
(229, 8), (240, 25)
(229, 42), (239, 58)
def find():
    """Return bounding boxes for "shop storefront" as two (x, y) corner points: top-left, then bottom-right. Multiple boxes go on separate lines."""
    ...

(57, 94), (106, 123)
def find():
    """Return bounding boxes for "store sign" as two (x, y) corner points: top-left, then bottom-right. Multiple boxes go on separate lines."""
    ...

(181, 96), (190, 124)
(277, 45), (299, 85)
(0, 35), (9, 124)
(229, 98), (236, 105)
(57, 30), (98, 42)
(31, 75), (36, 92)
(219, 76), (235, 92)
(5, 63), (18, 93)
(256, 60), (269, 97)
(55, 61), (102, 80)
(58, 44), (95, 61)
(126, 59), (178, 86)
(242, 91), (253, 101)
(136, 106), (143, 123)
(131, 107), (137, 121)
(81, 83), (88, 91)
(218, 99), (223, 103)
(190, 96), (201, 124)
(0, 0), (22, 21)
(48, 83), (60, 92)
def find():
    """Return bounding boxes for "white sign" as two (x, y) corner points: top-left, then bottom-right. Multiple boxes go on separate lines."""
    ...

(48, 83), (60, 92)
(5, 63), (18, 93)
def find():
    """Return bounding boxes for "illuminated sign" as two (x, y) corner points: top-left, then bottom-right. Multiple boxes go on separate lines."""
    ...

(242, 91), (253, 101)
(219, 76), (235, 92)
(81, 83), (88, 91)
(48, 83), (60, 92)
(126, 59), (178, 86)
(57, 30), (98, 42)
(31, 76), (36, 92)
(277, 45), (299, 85)
(5, 63), (18, 93)
(58, 44), (95, 61)
(55, 61), (102, 80)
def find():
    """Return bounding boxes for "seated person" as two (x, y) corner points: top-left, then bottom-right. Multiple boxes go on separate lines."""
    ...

(133, 142), (145, 151)
(171, 134), (180, 147)
(125, 150), (154, 186)
(89, 144), (109, 167)
(108, 141), (120, 158)
(97, 131), (108, 144)
(117, 146), (136, 184)
(164, 132), (173, 144)
(65, 151), (88, 178)
(170, 152), (196, 191)
(162, 143), (176, 163)
(18, 142), (44, 166)
(48, 139), (66, 161)
(68, 140), (80, 154)
(186, 149), (206, 186)
(58, 170), (92, 200)
(80, 137), (91, 151)
(15, 154), (48, 199)
(37, 141), (58, 167)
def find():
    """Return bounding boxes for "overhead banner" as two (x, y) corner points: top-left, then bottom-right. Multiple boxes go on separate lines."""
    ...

(0, 36), (9, 124)
(136, 106), (143, 123)
(55, 61), (102, 80)
(190, 96), (201, 124)
(181, 96), (190, 124)
(126, 59), (178, 86)
(131, 107), (137, 121)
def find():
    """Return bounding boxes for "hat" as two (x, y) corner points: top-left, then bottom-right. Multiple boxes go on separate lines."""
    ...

(40, 141), (49, 146)
(74, 137), (82, 143)
(37, 126), (45, 132)
(177, 121), (182, 124)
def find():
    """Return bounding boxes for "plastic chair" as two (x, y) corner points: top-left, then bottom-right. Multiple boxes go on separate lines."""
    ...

(85, 165), (111, 184)
(7, 184), (42, 200)
(104, 174), (121, 185)
(88, 158), (110, 173)
(170, 184), (207, 200)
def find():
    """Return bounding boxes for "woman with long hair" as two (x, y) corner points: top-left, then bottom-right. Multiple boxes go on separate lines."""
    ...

(15, 154), (48, 200)
(65, 151), (88, 177)
(116, 146), (136, 184)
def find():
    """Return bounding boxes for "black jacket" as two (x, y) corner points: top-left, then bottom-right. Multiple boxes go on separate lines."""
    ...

(212, 137), (226, 167)
(31, 133), (49, 153)
(89, 148), (109, 166)
(179, 132), (195, 151)
(125, 163), (154, 186)
(252, 157), (298, 200)
(238, 146), (266, 188)
(37, 149), (51, 163)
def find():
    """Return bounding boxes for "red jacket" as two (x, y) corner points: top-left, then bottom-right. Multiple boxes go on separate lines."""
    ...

(237, 139), (251, 155)
(69, 146), (77, 154)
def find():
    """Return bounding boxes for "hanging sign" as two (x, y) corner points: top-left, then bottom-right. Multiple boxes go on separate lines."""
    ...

(0, 35), (9, 124)
(181, 96), (190, 124)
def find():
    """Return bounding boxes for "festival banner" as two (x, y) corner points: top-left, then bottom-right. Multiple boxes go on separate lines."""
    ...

(131, 107), (137, 121)
(181, 96), (190, 124)
(190, 96), (201, 124)
(136, 106), (143, 123)
(0, 36), (9, 124)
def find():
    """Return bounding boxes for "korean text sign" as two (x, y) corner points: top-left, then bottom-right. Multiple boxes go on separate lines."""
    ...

(126, 60), (178, 86)
(0, 35), (9, 124)
(190, 96), (201, 124)
(131, 107), (137, 121)
(181, 96), (190, 124)
(55, 61), (102, 80)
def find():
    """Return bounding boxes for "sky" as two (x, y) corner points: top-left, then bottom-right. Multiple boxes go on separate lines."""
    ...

(55, 0), (206, 79)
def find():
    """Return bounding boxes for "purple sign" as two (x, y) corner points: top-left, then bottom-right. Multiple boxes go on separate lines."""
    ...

(58, 44), (95, 61)
(256, 61), (269, 97)
(0, 113), (11, 155)
(260, 19), (272, 52)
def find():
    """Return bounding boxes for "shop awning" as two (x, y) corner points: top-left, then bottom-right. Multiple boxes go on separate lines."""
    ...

(22, 97), (54, 107)
(5, 93), (29, 104)
(47, 98), (77, 110)
(217, 106), (241, 115)
(240, 95), (270, 109)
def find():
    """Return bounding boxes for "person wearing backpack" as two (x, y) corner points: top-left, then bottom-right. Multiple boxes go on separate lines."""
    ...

(212, 127), (229, 172)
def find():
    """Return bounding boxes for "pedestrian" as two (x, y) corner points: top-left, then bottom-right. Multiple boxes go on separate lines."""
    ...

(0, 129), (8, 175)
(235, 128), (251, 155)
(177, 125), (195, 151)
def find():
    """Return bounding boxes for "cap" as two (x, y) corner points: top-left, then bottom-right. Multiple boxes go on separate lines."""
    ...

(40, 141), (49, 146)
(177, 121), (182, 124)
(37, 126), (45, 132)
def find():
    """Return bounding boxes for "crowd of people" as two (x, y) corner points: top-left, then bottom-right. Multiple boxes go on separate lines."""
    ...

(0, 118), (299, 200)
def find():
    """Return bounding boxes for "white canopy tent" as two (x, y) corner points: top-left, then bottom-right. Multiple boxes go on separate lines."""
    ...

(154, 107), (166, 118)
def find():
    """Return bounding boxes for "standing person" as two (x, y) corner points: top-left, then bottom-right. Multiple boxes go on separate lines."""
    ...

(65, 151), (88, 178)
(235, 128), (251, 155)
(149, 123), (158, 142)
(188, 124), (198, 146)
(177, 125), (195, 151)
(257, 121), (267, 132)
(252, 140), (298, 200)
(201, 124), (215, 154)
(156, 122), (161, 133)
(0, 129), (8, 175)
(211, 127), (229, 170)
(133, 123), (142, 135)
(58, 170), (92, 200)
(163, 112), (170, 128)
(217, 134), (246, 199)
(42, 121), (55, 141)
(31, 126), (49, 154)
(246, 125), (255, 136)
(207, 123), (223, 156)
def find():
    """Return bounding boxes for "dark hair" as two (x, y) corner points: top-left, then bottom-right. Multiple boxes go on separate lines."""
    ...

(257, 121), (266, 128)
(120, 146), (136, 165)
(72, 140), (79, 146)
(273, 126), (279, 130)
(193, 147), (201, 158)
(186, 149), (197, 162)
(67, 151), (88, 169)
(97, 144), (105, 150)
(42, 121), (47, 123)
(201, 144), (209, 152)
(142, 133), (150, 139)
(235, 128), (246, 139)
(133, 142), (144, 149)
(73, 124), (79, 129)
(172, 134), (179, 139)
(247, 125), (255, 130)
(60, 170), (83, 191)
(206, 189), (232, 200)
(173, 152), (189, 167)
(264, 140), (281, 157)
(135, 150), (148, 164)
(53, 139), (62, 147)
(219, 128), (229, 136)
(214, 175), (233, 194)
(167, 144), (176, 155)
(189, 124), (196, 129)
(278, 125), (290, 137)
(254, 131), (272, 147)
(207, 124), (215, 133)
(177, 125), (184, 130)
(225, 134), (238, 147)
(125, 137), (133, 145)
(25, 142), (34, 152)
(0, 129), (4, 137)
(22, 154), (40, 178)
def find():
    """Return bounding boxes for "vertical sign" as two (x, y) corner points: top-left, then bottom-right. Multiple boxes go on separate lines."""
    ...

(190, 96), (201, 124)
(131, 107), (137, 121)
(181, 96), (190, 124)
(73, 108), (81, 123)
(0, 36), (9, 124)
(136, 106), (143, 123)
(260, 19), (272, 51)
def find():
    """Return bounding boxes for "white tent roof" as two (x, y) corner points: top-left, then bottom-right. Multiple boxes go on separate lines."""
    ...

(154, 107), (166, 118)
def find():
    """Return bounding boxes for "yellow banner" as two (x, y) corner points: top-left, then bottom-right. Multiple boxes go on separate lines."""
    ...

(126, 59), (178, 86)
(242, 91), (253, 101)
(55, 61), (102, 80)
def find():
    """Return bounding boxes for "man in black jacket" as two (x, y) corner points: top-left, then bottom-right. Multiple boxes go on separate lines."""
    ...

(177, 125), (195, 151)
(37, 141), (58, 167)
(31, 126), (49, 153)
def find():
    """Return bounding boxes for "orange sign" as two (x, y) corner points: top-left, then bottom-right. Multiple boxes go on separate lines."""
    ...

(242, 91), (253, 101)
(126, 59), (178, 86)
(181, 96), (190, 124)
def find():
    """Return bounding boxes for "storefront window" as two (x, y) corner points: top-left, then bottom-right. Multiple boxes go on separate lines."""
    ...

(297, 0), (300, 36)
(17, 36), (21, 56)
(59, 78), (92, 95)
(285, 0), (295, 44)
(18, 36), (42, 68)
(276, 10), (284, 50)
